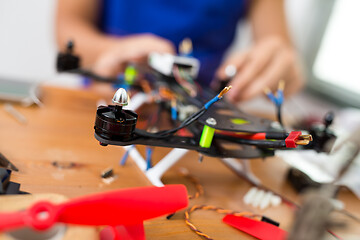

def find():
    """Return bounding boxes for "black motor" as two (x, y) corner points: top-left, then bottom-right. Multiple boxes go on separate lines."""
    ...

(94, 88), (138, 142)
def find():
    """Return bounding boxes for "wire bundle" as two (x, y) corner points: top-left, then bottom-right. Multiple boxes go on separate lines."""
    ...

(177, 169), (258, 240)
(264, 80), (285, 126)
(134, 86), (232, 139)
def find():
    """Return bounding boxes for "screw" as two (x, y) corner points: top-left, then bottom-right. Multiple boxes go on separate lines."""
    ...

(206, 118), (217, 126)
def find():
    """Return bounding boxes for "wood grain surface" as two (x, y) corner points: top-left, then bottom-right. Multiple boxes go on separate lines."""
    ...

(0, 86), (358, 239)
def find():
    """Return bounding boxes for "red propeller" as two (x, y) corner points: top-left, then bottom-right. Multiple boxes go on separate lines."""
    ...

(0, 185), (188, 239)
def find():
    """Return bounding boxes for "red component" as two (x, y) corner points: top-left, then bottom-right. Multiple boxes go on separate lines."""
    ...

(0, 185), (188, 240)
(285, 131), (301, 148)
(223, 215), (287, 240)
(177, 128), (193, 137)
(100, 224), (145, 240)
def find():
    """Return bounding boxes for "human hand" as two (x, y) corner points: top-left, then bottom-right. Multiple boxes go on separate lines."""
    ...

(93, 34), (176, 77)
(216, 36), (304, 102)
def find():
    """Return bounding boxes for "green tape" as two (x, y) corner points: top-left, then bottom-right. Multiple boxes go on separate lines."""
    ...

(231, 118), (249, 125)
(199, 125), (215, 148)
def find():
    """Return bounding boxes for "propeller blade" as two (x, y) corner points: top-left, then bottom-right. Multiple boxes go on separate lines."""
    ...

(0, 185), (188, 232)
(57, 184), (188, 226)
(0, 211), (28, 232)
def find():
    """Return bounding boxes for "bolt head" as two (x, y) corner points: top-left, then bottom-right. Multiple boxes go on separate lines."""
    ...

(112, 88), (129, 106)
(206, 117), (217, 126)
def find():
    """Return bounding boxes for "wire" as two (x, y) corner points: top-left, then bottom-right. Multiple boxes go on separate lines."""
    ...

(178, 168), (204, 200)
(277, 105), (283, 126)
(134, 86), (231, 139)
(185, 205), (259, 240)
(215, 134), (287, 148)
(327, 230), (343, 240)
(264, 80), (285, 128)
(173, 65), (197, 97)
(216, 131), (289, 140)
(69, 68), (118, 83)
(176, 169), (259, 240)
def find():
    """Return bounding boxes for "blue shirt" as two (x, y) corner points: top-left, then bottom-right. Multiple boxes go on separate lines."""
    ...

(99, 0), (248, 85)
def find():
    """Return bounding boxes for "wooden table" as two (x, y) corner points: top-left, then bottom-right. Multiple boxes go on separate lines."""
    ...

(0, 86), (359, 239)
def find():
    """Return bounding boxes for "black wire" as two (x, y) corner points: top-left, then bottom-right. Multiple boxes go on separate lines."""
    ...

(69, 69), (118, 83)
(135, 107), (206, 138)
(215, 134), (286, 148)
(277, 104), (283, 127)
(265, 132), (289, 140)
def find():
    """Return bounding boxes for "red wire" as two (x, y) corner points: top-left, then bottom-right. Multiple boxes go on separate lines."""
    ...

(327, 230), (343, 240)
(216, 130), (267, 140)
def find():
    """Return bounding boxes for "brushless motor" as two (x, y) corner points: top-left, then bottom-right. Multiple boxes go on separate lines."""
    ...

(94, 88), (138, 141)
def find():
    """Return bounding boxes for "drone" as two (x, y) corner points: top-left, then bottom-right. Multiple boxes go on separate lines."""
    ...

(57, 40), (335, 186)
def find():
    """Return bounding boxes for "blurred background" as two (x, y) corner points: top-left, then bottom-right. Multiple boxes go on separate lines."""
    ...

(0, 0), (359, 106)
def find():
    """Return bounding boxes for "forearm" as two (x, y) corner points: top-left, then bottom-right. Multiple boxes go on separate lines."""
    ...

(56, 0), (116, 67)
(249, 0), (292, 45)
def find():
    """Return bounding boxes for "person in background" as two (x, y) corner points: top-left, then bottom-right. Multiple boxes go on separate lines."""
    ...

(56, 0), (304, 102)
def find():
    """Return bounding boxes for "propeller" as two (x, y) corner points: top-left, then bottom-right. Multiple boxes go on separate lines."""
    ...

(0, 185), (188, 233)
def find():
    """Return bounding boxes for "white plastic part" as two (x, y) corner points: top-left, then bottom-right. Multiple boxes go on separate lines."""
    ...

(252, 190), (266, 208)
(243, 187), (281, 210)
(146, 148), (189, 186)
(123, 145), (147, 171)
(122, 146), (188, 186)
(260, 191), (274, 210)
(243, 187), (258, 205)
(270, 195), (282, 207)
(124, 92), (149, 111)
(148, 52), (200, 78)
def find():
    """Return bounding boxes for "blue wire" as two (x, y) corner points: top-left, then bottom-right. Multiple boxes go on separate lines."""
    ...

(266, 93), (277, 104)
(120, 145), (134, 166)
(145, 147), (153, 171)
(204, 96), (220, 109)
(171, 107), (178, 121)
(267, 91), (283, 107)
(276, 90), (284, 106)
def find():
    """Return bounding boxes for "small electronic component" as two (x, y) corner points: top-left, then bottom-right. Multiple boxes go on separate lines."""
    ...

(101, 168), (114, 179)
(52, 161), (76, 169)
